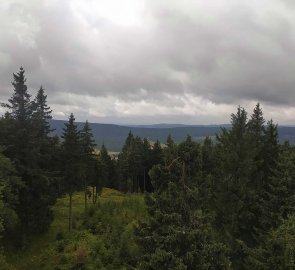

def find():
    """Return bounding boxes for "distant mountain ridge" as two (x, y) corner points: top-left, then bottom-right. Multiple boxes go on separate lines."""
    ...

(50, 120), (295, 151)
(126, 123), (231, 128)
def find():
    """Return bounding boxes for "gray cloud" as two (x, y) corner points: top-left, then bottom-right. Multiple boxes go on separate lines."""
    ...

(1, 0), (295, 124)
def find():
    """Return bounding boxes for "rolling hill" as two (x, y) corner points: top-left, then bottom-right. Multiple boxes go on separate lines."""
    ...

(50, 120), (295, 151)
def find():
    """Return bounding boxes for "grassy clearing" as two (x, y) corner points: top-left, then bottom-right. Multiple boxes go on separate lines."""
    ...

(6, 188), (145, 270)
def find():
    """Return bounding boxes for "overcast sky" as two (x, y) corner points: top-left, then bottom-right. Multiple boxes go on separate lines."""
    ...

(1, 0), (295, 124)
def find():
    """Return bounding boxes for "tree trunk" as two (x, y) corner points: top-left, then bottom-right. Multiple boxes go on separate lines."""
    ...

(84, 179), (87, 210)
(143, 168), (146, 193)
(94, 185), (98, 204)
(69, 192), (73, 232)
(92, 186), (95, 204)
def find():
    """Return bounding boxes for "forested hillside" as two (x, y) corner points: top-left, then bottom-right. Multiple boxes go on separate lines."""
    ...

(1, 67), (295, 269)
(50, 120), (295, 151)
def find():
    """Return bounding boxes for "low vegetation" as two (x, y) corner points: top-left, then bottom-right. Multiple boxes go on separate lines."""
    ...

(6, 188), (145, 270)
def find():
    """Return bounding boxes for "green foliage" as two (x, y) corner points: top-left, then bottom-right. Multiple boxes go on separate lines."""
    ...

(265, 215), (295, 269)
(1, 68), (295, 270)
(136, 162), (230, 270)
(61, 113), (82, 194)
(32, 86), (53, 137)
(1, 67), (57, 238)
(0, 148), (21, 234)
(212, 104), (284, 269)
(99, 144), (117, 189)
(118, 131), (155, 193)
(37, 189), (146, 270)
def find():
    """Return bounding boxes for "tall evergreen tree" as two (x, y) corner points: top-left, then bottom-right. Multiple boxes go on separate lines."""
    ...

(247, 103), (265, 194)
(1, 67), (35, 166)
(151, 140), (163, 166)
(1, 68), (55, 242)
(163, 134), (178, 165)
(2, 67), (32, 123)
(118, 133), (144, 192)
(199, 136), (216, 212)
(142, 138), (153, 192)
(61, 113), (82, 231)
(215, 106), (258, 268)
(178, 135), (201, 178)
(32, 86), (53, 137)
(118, 131), (134, 191)
(263, 120), (279, 181)
(0, 147), (22, 239)
(99, 144), (117, 189)
(136, 160), (230, 269)
(248, 103), (265, 146)
(201, 136), (216, 176)
(80, 121), (96, 209)
(270, 142), (295, 223)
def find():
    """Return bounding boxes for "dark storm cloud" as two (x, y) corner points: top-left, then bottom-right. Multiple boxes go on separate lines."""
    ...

(1, 0), (295, 123)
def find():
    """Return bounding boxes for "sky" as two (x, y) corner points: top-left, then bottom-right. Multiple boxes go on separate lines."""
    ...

(1, 0), (295, 125)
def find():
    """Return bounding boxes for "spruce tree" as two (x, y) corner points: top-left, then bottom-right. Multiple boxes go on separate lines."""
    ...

(99, 144), (117, 188)
(215, 106), (258, 268)
(118, 133), (145, 192)
(61, 113), (82, 231)
(270, 142), (295, 222)
(0, 147), (22, 238)
(31, 86), (58, 202)
(1, 68), (55, 241)
(142, 138), (152, 192)
(248, 103), (265, 147)
(2, 67), (32, 122)
(80, 121), (96, 209)
(151, 140), (163, 166)
(1, 67), (35, 166)
(178, 135), (201, 178)
(163, 134), (178, 165)
(32, 86), (53, 137)
(118, 131), (134, 191)
(201, 136), (216, 176)
(136, 160), (230, 269)
(200, 136), (216, 212)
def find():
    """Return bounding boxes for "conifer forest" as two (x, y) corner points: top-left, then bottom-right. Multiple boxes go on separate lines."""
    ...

(1, 68), (295, 270)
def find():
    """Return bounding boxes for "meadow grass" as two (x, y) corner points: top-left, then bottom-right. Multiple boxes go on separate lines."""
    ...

(6, 188), (145, 270)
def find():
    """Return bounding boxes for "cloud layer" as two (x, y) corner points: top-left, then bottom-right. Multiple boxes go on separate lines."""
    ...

(1, 0), (295, 124)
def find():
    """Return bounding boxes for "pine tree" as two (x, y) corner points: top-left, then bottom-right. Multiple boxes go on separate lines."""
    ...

(200, 136), (216, 212)
(263, 120), (279, 181)
(142, 138), (152, 192)
(0, 147), (22, 238)
(247, 103), (265, 201)
(248, 103), (265, 147)
(2, 67), (32, 123)
(80, 121), (96, 209)
(1, 67), (35, 166)
(215, 106), (258, 268)
(131, 136), (144, 192)
(163, 134), (178, 165)
(61, 113), (82, 231)
(32, 86), (53, 137)
(270, 142), (295, 223)
(201, 136), (215, 176)
(178, 135), (201, 178)
(136, 160), (230, 269)
(31, 86), (57, 197)
(118, 133), (145, 192)
(1, 68), (55, 242)
(118, 131), (135, 191)
(99, 144), (117, 189)
(151, 140), (163, 166)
